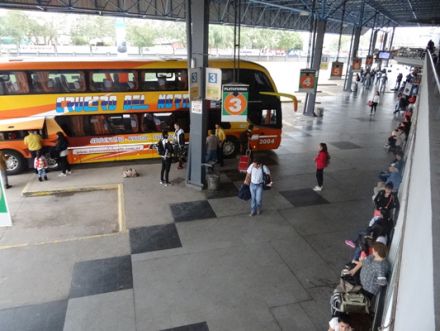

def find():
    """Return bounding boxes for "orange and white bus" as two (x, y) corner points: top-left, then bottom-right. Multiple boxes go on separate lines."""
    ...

(0, 58), (295, 174)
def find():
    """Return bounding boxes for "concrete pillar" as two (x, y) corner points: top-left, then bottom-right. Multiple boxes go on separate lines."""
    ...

(303, 19), (326, 116)
(344, 26), (362, 91)
(371, 29), (378, 52)
(186, 0), (209, 189)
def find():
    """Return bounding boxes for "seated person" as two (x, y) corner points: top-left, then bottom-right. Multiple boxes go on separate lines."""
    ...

(379, 152), (404, 181)
(385, 166), (402, 192)
(374, 183), (399, 218)
(157, 77), (167, 90)
(328, 313), (353, 331)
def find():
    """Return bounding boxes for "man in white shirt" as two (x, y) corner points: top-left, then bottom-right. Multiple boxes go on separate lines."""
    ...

(244, 159), (271, 216)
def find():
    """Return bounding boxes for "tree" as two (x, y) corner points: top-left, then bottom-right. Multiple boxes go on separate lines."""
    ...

(277, 31), (303, 51)
(126, 22), (156, 54)
(0, 12), (32, 48)
(209, 25), (233, 51)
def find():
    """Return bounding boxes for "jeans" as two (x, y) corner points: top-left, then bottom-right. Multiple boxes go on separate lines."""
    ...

(160, 157), (172, 183)
(316, 169), (324, 187)
(205, 149), (217, 163)
(58, 156), (71, 174)
(37, 168), (47, 178)
(250, 183), (263, 214)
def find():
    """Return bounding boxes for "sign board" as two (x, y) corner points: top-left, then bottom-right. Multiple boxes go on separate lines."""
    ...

(221, 84), (249, 122)
(189, 68), (201, 100)
(352, 58), (362, 71)
(205, 68), (222, 101)
(320, 62), (329, 70)
(365, 55), (373, 66)
(0, 175), (12, 227)
(191, 100), (203, 114)
(298, 69), (317, 93)
(330, 62), (343, 79)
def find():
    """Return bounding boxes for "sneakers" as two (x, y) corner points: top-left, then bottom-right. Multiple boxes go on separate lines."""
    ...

(345, 240), (356, 249)
(257, 209), (261, 215)
(66, 170), (72, 175)
(160, 181), (164, 185)
(38, 177), (43, 182)
(313, 185), (322, 191)
(384, 144), (390, 148)
(44, 176), (48, 181)
(249, 212), (255, 217)
(5, 184), (11, 189)
(59, 173), (67, 177)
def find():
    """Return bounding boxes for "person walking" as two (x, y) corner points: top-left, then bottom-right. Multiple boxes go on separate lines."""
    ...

(34, 150), (48, 182)
(313, 143), (330, 192)
(173, 123), (185, 169)
(0, 151), (11, 189)
(55, 132), (71, 176)
(215, 123), (226, 166)
(244, 158), (271, 216)
(157, 131), (173, 186)
(370, 91), (380, 115)
(395, 72), (403, 91)
(206, 130), (219, 163)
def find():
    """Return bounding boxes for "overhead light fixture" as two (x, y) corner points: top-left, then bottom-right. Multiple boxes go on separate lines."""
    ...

(299, 11), (309, 16)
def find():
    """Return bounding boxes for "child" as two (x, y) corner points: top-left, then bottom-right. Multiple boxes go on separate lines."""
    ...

(34, 151), (48, 182)
(313, 142), (330, 191)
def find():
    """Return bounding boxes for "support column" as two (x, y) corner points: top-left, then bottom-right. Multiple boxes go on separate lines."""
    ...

(186, 0), (209, 189)
(343, 26), (361, 91)
(303, 19), (326, 116)
(371, 29), (378, 53)
(385, 27), (395, 67)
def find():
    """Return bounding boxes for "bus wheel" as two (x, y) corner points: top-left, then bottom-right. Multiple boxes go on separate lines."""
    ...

(223, 137), (239, 158)
(4, 150), (26, 175)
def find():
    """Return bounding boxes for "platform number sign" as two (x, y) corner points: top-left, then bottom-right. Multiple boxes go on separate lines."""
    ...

(298, 69), (317, 93)
(0, 175), (12, 227)
(221, 84), (249, 122)
(206, 68), (222, 101)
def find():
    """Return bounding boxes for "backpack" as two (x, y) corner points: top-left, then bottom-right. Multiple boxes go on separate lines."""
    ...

(262, 166), (272, 190)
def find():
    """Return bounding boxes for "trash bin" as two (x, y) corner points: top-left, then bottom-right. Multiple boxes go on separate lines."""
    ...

(316, 107), (324, 117)
(206, 174), (220, 191)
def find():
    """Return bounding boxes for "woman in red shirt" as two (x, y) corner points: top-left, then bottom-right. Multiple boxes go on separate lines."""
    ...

(314, 143), (330, 191)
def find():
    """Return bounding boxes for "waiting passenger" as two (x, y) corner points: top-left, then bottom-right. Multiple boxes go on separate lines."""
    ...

(158, 77), (167, 90)
(313, 142), (330, 192)
(205, 130), (218, 164)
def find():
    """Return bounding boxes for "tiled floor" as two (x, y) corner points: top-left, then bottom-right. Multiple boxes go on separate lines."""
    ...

(0, 83), (403, 330)
(69, 255), (133, 298)
(129, 224), (182, 254)
(170, 200), (217, 222)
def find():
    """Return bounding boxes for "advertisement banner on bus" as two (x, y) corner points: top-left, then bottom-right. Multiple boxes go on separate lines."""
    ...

(0, 176), (12, 227)
(221, 84), (249, 122)
(298, 69), (317, 93)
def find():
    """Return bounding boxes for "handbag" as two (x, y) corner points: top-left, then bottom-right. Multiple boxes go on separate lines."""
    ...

(368, 100), (373, 107)
(262, 166), (272, 190)
(238, 184), (251, 201)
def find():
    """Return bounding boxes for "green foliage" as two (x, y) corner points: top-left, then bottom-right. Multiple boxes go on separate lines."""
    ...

(209, 25), (233, 49)
(126, 22), (156, 53)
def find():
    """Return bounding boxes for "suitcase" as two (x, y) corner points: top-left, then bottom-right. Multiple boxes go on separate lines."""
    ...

(238, 150), (251, 173)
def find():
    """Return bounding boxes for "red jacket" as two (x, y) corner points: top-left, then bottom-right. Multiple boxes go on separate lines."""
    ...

(315, 151), (328, 170)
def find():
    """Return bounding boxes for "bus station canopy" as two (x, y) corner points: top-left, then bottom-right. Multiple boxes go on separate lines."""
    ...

(0, 0), (439, 34)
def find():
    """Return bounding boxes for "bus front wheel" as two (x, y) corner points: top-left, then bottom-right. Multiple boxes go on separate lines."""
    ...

(4, 150), (26, 175)
(223, 137), (239, 158)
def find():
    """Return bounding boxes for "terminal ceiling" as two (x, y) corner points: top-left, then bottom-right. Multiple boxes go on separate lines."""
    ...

(0, 0), (439, 34)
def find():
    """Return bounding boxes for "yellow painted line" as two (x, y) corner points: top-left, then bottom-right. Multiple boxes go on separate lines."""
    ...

(0, 232), (121, 250)
(117, 184), (127, 233)
(22, 183), (117, 197)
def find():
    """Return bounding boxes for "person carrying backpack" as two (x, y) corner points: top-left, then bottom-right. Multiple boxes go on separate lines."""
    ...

(157, 130), (174, 186)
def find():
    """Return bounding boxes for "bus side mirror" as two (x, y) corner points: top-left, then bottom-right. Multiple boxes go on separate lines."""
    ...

(259, 91), (298, 112)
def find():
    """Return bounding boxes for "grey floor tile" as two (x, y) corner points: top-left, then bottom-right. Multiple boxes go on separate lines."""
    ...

(279, 188), (330, 207)
(161, 321), (209, 331)
(170, 200), (217, 222)
(130, 224), (182, 254)
(0, 300), (67, 331)
(222, 169), (246, 182)
(271, 303), (317, 331)
(329, 141), (362, 150)
(63, 290), (136, 331)
(70, 255), (133, 298)
(205, 182), (239, 199)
